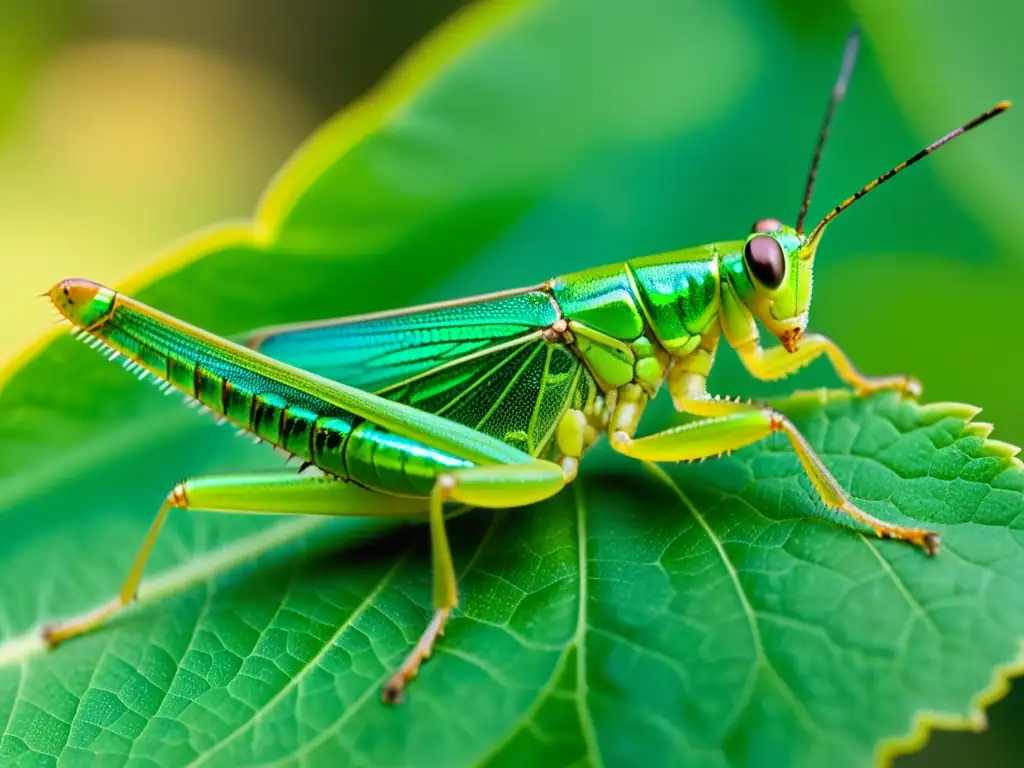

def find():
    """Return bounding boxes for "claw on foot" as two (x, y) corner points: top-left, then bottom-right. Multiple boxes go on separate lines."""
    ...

(900, 376), (923, 399)
(381, 674), (411, 705)
(855, 374), (921, 399)
(39, 597), (125, 648)
(40, 624), (63, 648)
(875, 526), (940, 556)
(380, 607), (451, 705)
(840, 498), (939, 556)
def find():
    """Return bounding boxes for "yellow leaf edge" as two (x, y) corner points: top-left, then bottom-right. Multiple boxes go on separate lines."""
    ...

(773, 388), (1024, 766)
(0, 0), (533, 391)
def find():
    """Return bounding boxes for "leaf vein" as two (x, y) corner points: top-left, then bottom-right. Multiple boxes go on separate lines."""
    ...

(127, 582), (217, 761)
(188, 545), (415, 768)
(647, 462), (825, 739)
(572, 482), (603, 768)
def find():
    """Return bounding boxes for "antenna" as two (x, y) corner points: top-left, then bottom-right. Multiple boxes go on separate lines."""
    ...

(795, 25), (861, 234)
(805, 100), (1011, 246)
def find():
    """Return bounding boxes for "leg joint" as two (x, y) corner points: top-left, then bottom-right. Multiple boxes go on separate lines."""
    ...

(610, 430), (632, 449)
(435, 474), (457, 500)
(169, 481), (188, 508)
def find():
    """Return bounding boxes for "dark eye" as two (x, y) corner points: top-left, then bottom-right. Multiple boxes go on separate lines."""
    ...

(743, 235), (785, 289)
(751, 218), (782, 233)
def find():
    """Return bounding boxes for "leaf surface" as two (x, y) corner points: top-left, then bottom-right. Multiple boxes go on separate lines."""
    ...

(1, 388), (1022, 767)
(2, 1), (1023, 767)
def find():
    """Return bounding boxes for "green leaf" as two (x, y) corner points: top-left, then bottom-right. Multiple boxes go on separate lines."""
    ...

(3, 0), (1024, 766)
(2, 385), (1023, 766)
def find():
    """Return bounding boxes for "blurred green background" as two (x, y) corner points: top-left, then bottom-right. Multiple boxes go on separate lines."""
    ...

(0, 0), (1019, 764)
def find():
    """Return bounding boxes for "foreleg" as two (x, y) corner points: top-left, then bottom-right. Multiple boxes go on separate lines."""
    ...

(735, 334), (921, 396)
(41, 472), (426, 645)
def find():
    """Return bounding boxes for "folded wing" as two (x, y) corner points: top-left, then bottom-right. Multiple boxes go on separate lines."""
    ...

(240, 286), (596, 457)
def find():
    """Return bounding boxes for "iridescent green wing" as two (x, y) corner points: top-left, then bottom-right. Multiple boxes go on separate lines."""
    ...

(239, 287), (597, 457)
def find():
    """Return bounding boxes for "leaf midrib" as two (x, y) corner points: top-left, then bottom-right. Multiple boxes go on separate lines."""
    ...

(647, 462), (822, 740)
(573, 482), (603, 768)
(474, 483), (598, 767)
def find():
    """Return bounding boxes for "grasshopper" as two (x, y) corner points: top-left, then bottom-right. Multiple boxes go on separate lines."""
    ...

(42, 30), (1009, 703)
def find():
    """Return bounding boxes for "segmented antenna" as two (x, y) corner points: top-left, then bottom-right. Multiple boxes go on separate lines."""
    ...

(795, 25), (861, 234)
(805, 100), (1011, 246)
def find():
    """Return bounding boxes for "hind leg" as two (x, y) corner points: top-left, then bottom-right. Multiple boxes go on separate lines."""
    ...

(381, 459), (569, 703)
(42, 472), (426, 645)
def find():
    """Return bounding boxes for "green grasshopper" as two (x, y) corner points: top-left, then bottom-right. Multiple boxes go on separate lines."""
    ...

(42, 30), (1009, 703)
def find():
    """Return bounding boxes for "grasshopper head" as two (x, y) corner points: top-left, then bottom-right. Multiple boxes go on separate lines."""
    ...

(737, 27), (1009, 353)
(48, 278), (117, 330)
(730, 218), (818, 352)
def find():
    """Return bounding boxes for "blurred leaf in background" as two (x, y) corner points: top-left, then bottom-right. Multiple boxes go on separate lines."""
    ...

(854, 0), (1024, 256)
(0, 1), (75, 138)
(0, 0), (1021, 765)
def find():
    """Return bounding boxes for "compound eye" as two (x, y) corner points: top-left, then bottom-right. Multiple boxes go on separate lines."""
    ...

(751, 217), (783, 233)
(743, 235), (786, 289)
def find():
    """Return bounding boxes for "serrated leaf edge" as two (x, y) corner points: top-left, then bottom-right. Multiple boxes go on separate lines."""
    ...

(915, 400), (985, 423)
(0, 389), (1020, 768)
(877, 642), (1024, 766)
(653, 385), (1024, 763)
(871, 395), (1024, 763)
